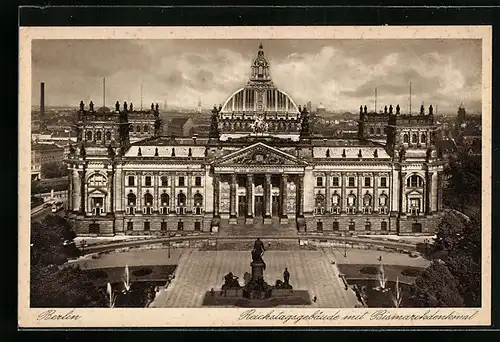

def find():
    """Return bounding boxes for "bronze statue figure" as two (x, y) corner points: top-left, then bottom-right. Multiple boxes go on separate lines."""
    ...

(252, 238), (266, 269)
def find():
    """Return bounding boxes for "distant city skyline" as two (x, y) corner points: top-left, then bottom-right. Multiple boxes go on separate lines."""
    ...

(32, 39), (482, 113)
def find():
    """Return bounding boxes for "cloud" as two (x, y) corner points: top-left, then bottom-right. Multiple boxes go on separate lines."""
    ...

(31, 39), (482, 113)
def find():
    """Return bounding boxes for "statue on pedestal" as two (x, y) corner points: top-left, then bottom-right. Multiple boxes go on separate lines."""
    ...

(251, 238), (266, 269)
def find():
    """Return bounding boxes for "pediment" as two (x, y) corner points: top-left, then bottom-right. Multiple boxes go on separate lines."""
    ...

(88, 188), (108, 195)
(213, 143), (306, 166)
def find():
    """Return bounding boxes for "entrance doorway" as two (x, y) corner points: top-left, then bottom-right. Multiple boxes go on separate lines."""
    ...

(238, 196), (247, 217)
(412, 223), (422, 233)
(89, 223), (100, 234)
(272, 195), (280, 216)
(254, 196), (264, 217)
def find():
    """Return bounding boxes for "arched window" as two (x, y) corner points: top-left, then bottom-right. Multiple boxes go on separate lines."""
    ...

(106, 131), (112, 141)
(421, 134), (427, 143)
(144, 125), (149, 132)
(370, 127), (375, 134)
(86, 131), (93, 141)
(403, 134), (409, 143)
(177, 193), (186, 206)
(376, 128), (381, 135)
(160, 193), (169, 206)
(96, 131), (102, 140)
(363, 193), (372, 207)
(384, 127), (388, 134)
(412, 133), (418, 144)
(127, 193), (137, 206)
(194, 193), (203, 207)
(407, 175), (424, 188)
(144, 193), (153, 206)
(136, 125), (141, 133)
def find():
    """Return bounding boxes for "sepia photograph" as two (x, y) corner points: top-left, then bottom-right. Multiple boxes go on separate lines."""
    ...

(19, 26), (491, 327)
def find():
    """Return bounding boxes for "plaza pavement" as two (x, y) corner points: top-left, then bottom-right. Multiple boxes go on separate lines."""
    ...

(328, 247), (431, 268)
(150, 250), (359, 308)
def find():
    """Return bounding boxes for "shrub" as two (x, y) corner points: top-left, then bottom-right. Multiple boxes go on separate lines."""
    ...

(359, 266), (378, 275)
(132, 267), (153, 277)
(401, 267), (422, 277)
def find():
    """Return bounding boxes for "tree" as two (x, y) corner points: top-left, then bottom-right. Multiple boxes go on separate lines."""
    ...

(31, 264), (107, 308)
(411, 261), (464, 307)
(30, 215), (107, 307)
(41, 161), (68, 179)
(444, 146), (481, 213)
(432, 210), (468, 257)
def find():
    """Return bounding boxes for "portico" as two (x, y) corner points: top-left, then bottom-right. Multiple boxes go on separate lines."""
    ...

(213, 171), (304, 225)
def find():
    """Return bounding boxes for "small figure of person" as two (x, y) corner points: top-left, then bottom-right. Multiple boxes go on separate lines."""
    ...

(313, 296), (317, 303)
(283, 267), (290, 286)
(378, 255), (382, 262)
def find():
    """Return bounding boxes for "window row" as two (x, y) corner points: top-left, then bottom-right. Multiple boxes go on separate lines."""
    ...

(131, 125), (150, 133)
(126, 192), (203, 207)
(316, 176), (388, 188)
(85, 131), (113, 141)
(315, 221), (389, 232)
(368, 127), (388, 135)
(402, 133), (427, 144)
(314, 193), (389, 215)
(126, 220), (202, 232)
(127, 175), (203, 187)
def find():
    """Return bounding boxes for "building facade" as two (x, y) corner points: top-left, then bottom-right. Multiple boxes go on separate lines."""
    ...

(66, 44), (445, 236)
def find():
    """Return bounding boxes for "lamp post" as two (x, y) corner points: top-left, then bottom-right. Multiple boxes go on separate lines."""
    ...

(80, 239), (87, 256)
(168, 232), (171, 259)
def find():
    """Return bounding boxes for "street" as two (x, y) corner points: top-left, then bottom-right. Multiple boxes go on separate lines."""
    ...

(31, 198), (68, 222)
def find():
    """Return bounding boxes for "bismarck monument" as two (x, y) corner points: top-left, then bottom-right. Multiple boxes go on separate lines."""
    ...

(203, 238), (311, 307)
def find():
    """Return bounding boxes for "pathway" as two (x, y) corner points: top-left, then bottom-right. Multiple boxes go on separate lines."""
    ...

(150, 250), (359, 308)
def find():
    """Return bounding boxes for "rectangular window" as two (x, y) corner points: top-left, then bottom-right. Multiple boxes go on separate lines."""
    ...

(380, 177), (387, 187)
(332, 221), (339, 231)
(178, 176), (185, 186)
(194, 221), (201, 231)
(364, 177), (371, 187)
(195, 176), (202, 186)
(365, 222), (371, 231)
(161, 176), (168, 187)
(381, 221), (388, 231)
(316, 177), (323, 187)
(349, 222), (355, 231)
(128, 176), (135, 186)
(144, 222), (150, 231)
(348, 177), (355, 187)
(145, 176), (152, 186)
(161, 222), (167, 231)
(332, 176), (339, 187)
(127, 221), (133, 231)
(316, 221), (323, 232)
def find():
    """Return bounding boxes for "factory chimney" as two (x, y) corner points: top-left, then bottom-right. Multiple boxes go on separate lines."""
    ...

(40, 82), (45, 118)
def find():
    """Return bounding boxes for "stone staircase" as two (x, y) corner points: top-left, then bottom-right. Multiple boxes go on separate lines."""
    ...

(218, 217), (298, 237)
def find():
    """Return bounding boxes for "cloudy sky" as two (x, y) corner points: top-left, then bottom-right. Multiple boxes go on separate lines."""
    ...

(32, 39), (482, 114)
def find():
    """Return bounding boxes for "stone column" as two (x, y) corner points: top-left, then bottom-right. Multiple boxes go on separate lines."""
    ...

(373, 172), (379, 212)
(357, 173), (363, 213)
(72, 168), (80, 212)
(187, 172), (193, 214)
(246, 174), (254, 224)
(170, 172), (176, 213)
(264, 173), (272, 224)
(114, 164), (123, 213)
(213, 174), (220, 217)
(431, 171), (438, 212)
(341, 172), (346, 213)
(79, 168), (86, 214)
(107, 168), (114, 215)
(280, 174), (288, 224)
(297, 175), (304, 217)
(325, 173), (330, 214)
(229, 173), (237, 224)
(426, 171), (433, 214)
(400, 171), (407, 215)
(437, 172), (443, 211)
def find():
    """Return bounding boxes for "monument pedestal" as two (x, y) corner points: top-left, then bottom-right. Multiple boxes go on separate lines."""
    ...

(251, 261), (265, 280)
